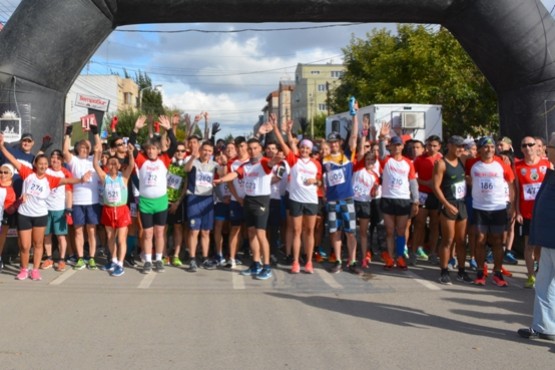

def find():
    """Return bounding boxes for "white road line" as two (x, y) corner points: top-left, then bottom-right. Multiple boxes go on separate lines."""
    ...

(138, 273), (156, 289)
(314, 268), (344, 289)
(406, 270), (441, 291)
(232, 271), (246, 290)
(49, 270), (76, 286)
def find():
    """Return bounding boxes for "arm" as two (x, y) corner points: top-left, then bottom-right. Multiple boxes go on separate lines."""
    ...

(59, 171), (91, 186)
(0, 135), (22, 171)
(432, 160), (458, 216)
(92, 147), (107, 183)
(63, 124), (73, 163)
(270, 115), (291, 157)
(159, 115), (178, 156)
(122, 144), (136, 182)
(184, 155), (198, 173)
(214, 171), (239, 184)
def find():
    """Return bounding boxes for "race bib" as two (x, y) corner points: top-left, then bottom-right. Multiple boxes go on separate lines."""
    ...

(105, 184), (122, 203)
(167, 173), (183, 190)
(389, 176), (404, 190)
(418, 192), (429, 204)
(196, 171), (214, 188)
(523, 183), (541, 201)
(26, 182), (45, 197)
(245, 180), (256, 195)
(479, 178), (494, 193)
(328, 168), (346, 187)
(145, 171), (158, 187)
(452, 181), (466, 200)
(354, 183), (371, 199)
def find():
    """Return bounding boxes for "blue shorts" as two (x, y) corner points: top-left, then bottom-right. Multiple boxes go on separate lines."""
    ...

(214, 202), (230, 221)
(327, 198), (357, 234)
(72, 204), (101, 226)
(45, 210), (68, 236)
(187, 195), (214, 230)
(229, 200), (244, 226)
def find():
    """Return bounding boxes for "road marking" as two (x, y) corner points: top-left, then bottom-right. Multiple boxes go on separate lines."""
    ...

(138, 273), (156, 289)
(314, 268), (343, 289)
(49, 270), (76, 285)
(232, 271), (246, 289)
(406, 270), (441, 291)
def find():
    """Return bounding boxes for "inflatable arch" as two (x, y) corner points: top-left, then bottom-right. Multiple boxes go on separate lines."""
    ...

(2, 0), (555, 146)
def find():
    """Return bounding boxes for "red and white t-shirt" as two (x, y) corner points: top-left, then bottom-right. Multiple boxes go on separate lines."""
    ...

(136, 152), (171, 199)
(227, 157), (249, 201)
(46, 167), (73, 211)
(236, 157), (273, 197)
(352, 160), (379, 202)
(18, 166), (62, 217)
(466, 156), (515, 211)
(285, 152), (322, 204)
(380, 156), (417, 200)
(515, 157), (550, 219)
(0, 185), (16, 221)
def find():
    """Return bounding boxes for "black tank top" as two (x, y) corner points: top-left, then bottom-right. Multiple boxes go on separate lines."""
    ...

(441, 158), (466, 202)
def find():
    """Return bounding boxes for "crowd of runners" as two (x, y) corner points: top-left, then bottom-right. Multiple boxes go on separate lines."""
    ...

(0, 106), (550, 288)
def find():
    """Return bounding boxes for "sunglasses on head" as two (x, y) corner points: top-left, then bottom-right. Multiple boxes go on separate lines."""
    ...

(521, 143), (535, 148)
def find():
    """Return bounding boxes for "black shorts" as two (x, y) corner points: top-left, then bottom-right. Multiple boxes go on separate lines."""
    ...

(420, 192), (440, 210)
(244, 196), (270, 229)
(289, 199), (318, 217)
(518, 218), (531, 237)
(17, 213), (48, 231)
(380, 198), (412, 216)
(140, 209), (168, 229)
(355, 200), (371, 219)
(167, 200), (187, 225)
(440, 200), (468, 221)
(2, 212), (17, 228)
(474, 209), (507, 234)
(370, 198), (383, 226)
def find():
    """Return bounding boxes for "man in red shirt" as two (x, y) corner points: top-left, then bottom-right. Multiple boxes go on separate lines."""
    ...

(515, 136), (552, 288)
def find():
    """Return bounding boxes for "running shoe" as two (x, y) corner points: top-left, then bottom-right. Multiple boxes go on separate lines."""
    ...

(416, 247), (429, 261)
(284, 255), (294, 266)
(171, 256), (183, 267)
(348, 262), (363, 275)
(304, 261), (314, 274)
(473, 273), (486, 286)
(30, 269), (42, 281)
(224, 259), (236, 270)
(314, 251), (324, 263)
(485, 250), (493, 264)
(111, 265), (125, 277)
(154, 260), (165, 273)
(381, 251), (394, 269)
(503, 251), (518, 265)
(492, 272), (508, 287)
(291, 261), (301, 274)
(87, 258), (97, 270)
(124, 255), (137, 267)
(163, 256), (171, 266)
(100, 262), (116, 272)
(469, 258), (478, 271)
(456, 271), (473, 283)
(55, 261), (66, 272)
(408, 252), (417, 266)
(361, 259), (369, 269)
(40, 259), (53, 270)
(396, 256), (408, 270)
(329, 261), (342, 274)
(317, 246), (328, 259)
(524, 275), (536, 289)
(202, 259), (216, 270)
(142, 261), (153, 274)
(428, 253), (440, 265)
(240, 263), (262, 276)
(15, 267), (28, 280)
(501, 266), (513, 277)
(187, 259), (198, 273)
(255, 267), (273, 280)
(328, 251), (337, 264)
(517, 327), (555, 341)
(439, 273), (452, 285)
(66, 255), (78, 266)
(364, 251), (372, 264)
(448, 257), (457, 270)
(73, 258), (86, 270)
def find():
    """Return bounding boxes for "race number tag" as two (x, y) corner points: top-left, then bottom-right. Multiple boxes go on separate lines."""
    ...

(328, 169), (346, 187)
(418, 191), (429, 205)
(523, 183), (541, 201)
(479, 179), (494, 193)
(452, 181), (466, 200)
(105, 184), (121, 203)
(145, 171), (158, 187)
(26, 182), (44, 197)
(196, 171), (214, 188)
(167, 173), (183, 190)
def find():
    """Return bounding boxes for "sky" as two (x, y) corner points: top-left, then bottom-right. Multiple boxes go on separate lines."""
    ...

(2, 0), (555, 138)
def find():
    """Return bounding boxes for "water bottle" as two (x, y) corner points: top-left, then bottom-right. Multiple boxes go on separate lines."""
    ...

(349, 96), (357, 116)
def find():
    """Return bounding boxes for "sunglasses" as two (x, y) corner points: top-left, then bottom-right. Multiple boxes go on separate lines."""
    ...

(115, 142), (125, 147)
(176, 149), (187, 153)
(22, 139), (33, 143)
(521, 143), (535, 148)
(0, 171), (11, 175)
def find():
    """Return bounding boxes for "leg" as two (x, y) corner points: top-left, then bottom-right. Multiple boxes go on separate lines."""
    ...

(291, 216), (303, 263)
(74, 225), (85, 258)
(358, 218), (370, 264)
(18, 229), (32, 269)
(116, 227), (128, 263)
(200, 229), (211, 258)
(301, 215), (317, 263)
(439, 215), (455, 270)
(86, 224), (97, 258)
(32, 227), (46, 270)
(383, 214), (396, 257)
(255, 228), (270, 265)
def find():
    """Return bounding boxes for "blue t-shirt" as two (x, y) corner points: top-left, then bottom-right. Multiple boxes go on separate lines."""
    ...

(322, 152), (354, 201)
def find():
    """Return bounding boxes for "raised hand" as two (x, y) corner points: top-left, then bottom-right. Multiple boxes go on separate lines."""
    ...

(158, 115), (171, 131)
(172, 113), (180, 126)
(135, 115), (147, 130)
(380, 121), (391, 137)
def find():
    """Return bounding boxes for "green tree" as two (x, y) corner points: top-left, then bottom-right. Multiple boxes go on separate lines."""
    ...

(135, 70), (164, 116)
(332, 25), (498, 137)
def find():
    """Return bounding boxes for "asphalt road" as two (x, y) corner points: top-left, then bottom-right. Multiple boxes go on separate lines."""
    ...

(0, 258), (553, 370)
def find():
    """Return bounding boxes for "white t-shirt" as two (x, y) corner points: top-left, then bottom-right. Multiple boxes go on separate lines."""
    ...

(468, 157), (515, 211)
(236, 157), (273, 197)
(46, 167), (72, 211)
(285, 152), (321, 204)
(136, 152), (170, 199)
(18, 166), (61, 217)
(352, 161), (379, 202)
(380, 156), (416, 200)
(68, 155), (100, 205)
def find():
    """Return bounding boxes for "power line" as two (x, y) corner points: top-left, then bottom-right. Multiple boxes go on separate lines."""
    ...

(116, 22), (366, 34)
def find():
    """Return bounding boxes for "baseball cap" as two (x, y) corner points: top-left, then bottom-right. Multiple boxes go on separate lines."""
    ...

(499, 136), (512, 145)
(448, 135), (465, 146)
(478, 136), (495, 148)
(327, 132), (341, 142)
(21, 133), (34, 141)
(390, 136), (403, 145)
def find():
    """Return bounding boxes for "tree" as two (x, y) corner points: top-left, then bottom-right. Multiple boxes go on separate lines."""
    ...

(135, 70), (164, 116)
(332, 25), (498, 137)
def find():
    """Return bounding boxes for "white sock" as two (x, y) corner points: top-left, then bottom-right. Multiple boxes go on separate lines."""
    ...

(145, 254), (152, 262)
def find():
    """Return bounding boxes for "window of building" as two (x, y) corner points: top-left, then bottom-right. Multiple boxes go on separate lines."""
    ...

(318, 103), (327, 111)
(317, 84), (327, 92)
(124, 92), (133, 105)
(310, 70), (320, 75)
(331, 70), (344, 78)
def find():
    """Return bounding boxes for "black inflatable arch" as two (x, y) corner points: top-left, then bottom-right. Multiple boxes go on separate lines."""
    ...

(2, 0), (555, 145)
